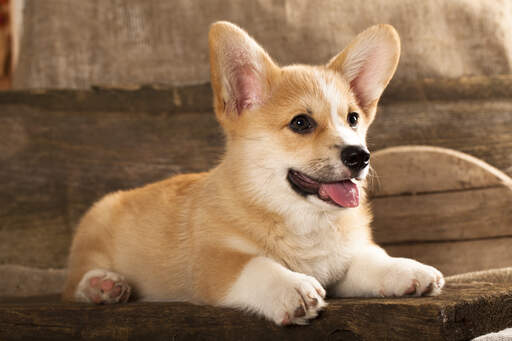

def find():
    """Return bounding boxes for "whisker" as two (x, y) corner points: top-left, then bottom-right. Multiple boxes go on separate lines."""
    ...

(366, 165), (381, 193)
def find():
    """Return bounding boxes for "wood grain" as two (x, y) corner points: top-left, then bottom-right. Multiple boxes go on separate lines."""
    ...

(0, 265), (66, 297)
(1, 91), (511, 268)
(369, 146), (512, 275)
(5, 75), (512, 112)
(372, 186), (512, 244)
(369, 146), (512, 197)
(0, 105), (224, 267)
(370, 100), (512, 178)
(383, 75), (512, 102)
(384, 237), (512, 276)
(0, 282), (511, 341)
(0, 84), (214, 113)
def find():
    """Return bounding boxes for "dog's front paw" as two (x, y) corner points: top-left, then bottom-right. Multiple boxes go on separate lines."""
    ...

(380, 258), (445, 297)
(269, 272), (327, 326)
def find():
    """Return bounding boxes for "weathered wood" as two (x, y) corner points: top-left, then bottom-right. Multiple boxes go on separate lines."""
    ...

(0, 265), (66, 297)
(1, 92), (511, 268)
(384, 238), (512, 276)
(0, 84), (214, 113)
(1, 91), (511, 178)
(369, 146), (512, 197)
(0, 282), (511, 341)
(446, 267), (512, 284)
(0, 106), (224, 268)
(370, 100), (512, 177)
(372, 186), (512, 244)
(370, 146), (512, 275)
(383, 75), (512, 103)
(1, 90), (510, 175)
(368, 105), (512, 273)
(4, 75), (512, 112)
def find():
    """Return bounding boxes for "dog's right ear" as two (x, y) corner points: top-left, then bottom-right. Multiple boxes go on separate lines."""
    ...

(327, 25), (400, 117)
(209, 21), (278, 125)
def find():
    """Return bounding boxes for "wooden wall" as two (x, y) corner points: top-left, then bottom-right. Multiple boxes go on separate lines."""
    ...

(370, 146), (512, 275)
(1, 77), (511, 274)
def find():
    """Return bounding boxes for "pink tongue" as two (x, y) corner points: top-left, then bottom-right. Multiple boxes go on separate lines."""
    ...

(320, 181), (359, 207)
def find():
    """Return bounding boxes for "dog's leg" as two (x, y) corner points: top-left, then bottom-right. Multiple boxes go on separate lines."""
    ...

(333, 244), (444, 297)
(220, 256), (327, 325)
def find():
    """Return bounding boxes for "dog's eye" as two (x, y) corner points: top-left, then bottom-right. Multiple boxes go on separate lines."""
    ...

(289, 114), (316, 134)
(347, 112), (359, 127)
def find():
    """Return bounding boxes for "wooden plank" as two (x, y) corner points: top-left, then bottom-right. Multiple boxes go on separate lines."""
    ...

(4, 75), (512, 111)
(369, 145), (512, 273)
(370, 100), (512, 178)
(1, 94), (511, 268)
(0, 106), (224, 268)
(0, 265), (66, 297)
(0, 282), (511, 341)
(372, 186), (512, 244)
(0, 92), (511, 178)
(0, 91), (510, 176)
(369, 146), (512, 197)
(384, 238), (512, 276)
(383, 75), (512, 103)
(447, 267), (512, 284)
(0, 84), (214, 113)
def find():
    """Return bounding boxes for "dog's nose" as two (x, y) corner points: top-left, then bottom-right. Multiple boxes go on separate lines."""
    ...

(341, 145), (370, 171)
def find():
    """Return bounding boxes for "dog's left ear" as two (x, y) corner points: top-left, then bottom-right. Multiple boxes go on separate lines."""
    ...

(327, 25), (400, 115)
(209, 21), (278, 126)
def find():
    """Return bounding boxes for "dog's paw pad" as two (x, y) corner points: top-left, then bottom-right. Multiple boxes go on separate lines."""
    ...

(280, 312), (291, 326)
(404, 280), (419, 295)
(89, 277), (101, 288)
(294, 305), (306, 318)
(110, 285), (123, 298)
(76, 269), (131, 304)
(308, 296), (319, 307)
(100, 279), (114, 291)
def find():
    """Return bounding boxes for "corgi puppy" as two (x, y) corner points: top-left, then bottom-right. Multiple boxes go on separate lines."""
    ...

(63, 21), (445, 325)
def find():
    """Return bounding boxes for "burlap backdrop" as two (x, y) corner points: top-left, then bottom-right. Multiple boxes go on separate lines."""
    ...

(13, 0), (512, 89)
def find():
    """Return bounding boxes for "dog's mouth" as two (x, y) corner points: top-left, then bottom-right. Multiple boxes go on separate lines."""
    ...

(287, 169), (359, 208)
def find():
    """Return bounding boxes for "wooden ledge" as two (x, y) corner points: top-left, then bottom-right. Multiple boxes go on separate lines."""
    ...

(2, 75), (512, 113)
(1, 282), (511, 340)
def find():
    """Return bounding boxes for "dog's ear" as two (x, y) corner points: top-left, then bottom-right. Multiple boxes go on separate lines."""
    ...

(327, 25), (400, 114)
(209, 21), (278, 123)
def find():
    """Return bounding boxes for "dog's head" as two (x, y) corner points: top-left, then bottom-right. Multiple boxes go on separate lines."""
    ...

(209, 22), (400, 213)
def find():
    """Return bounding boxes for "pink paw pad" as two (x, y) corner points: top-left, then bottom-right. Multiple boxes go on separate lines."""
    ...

(84, 273), (131, 304)
(404, 280), (419, 295)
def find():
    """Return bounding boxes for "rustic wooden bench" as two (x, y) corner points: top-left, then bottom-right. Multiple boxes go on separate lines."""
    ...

(1, 282), (511, 341)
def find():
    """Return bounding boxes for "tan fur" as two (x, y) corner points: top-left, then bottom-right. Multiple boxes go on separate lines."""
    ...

(64, 21), (443, 325)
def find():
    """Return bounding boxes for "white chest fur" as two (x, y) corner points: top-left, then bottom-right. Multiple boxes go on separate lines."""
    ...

(267, 209), (364, 286)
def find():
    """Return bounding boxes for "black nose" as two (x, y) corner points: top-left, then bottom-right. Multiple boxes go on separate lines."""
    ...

(341, 145), (370, 171)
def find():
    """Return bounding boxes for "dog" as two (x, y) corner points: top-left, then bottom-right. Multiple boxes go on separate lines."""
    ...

(63, 21), (445, 325)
